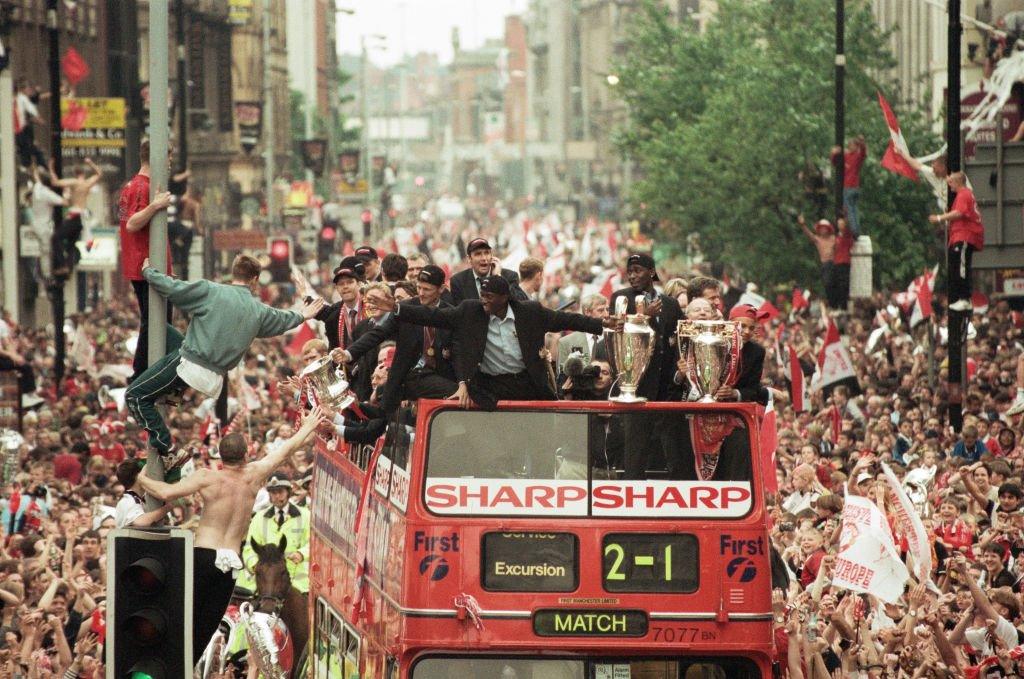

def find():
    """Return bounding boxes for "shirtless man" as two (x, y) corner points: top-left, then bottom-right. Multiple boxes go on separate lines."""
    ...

(138, 406), (326, 663)
(797, 214), (839, 309)
(50, 157), (102, 277)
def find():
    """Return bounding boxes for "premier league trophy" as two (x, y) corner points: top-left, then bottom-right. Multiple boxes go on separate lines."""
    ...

(604, 296), (656, 403)
(676, 320), (741, 402)
(238, 602), (293, 679)
(299, 355), (356, 410)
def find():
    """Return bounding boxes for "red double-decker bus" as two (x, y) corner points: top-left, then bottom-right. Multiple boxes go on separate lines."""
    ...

(309, 400), (774, 679)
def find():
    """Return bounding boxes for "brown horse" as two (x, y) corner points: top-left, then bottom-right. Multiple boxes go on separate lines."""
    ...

(252, 536), (309, 679)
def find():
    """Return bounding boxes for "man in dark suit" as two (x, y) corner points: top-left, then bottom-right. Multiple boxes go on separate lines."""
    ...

(449, 238), (527, 303)
(338, 265), (457, 413)
(609, 253), (686, 480)
(365, 275), (619, 410)
(312, 256), (365, 350)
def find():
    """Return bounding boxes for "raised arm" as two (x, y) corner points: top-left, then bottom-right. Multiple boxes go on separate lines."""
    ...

(256, 297), (322, 338)
(366, 290), (459, 329)
(85, 158), (103, 188)
(248, 407), (325, 483)
(797, 214), (816, 242)
(138, 467), (211, 503)
(142, 264), (210, 311)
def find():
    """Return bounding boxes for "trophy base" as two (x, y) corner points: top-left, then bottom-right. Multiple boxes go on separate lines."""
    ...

(610, 393), (648, 404)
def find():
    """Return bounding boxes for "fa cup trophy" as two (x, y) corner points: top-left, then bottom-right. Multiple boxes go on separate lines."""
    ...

(676, 320), (741, 402)
(299, 355), (356, 410)
(604, 296), (656, 403)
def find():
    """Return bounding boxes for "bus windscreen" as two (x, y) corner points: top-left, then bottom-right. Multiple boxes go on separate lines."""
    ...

(424, 409), (754, 519)
(412, 657), (761, 679)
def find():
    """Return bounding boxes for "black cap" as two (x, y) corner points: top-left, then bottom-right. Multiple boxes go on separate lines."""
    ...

(479, 275), (510, 296)
(333, 256), (366, 282)
(417, 264), (445, 287)
(466, 238), (491, 255)
(626, 252), (659, 281)
(354, 245), (379, 260)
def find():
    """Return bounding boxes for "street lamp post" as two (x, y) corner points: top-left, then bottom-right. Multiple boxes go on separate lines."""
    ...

(263, 0), (276, 230)
(360, 34), (385, 239)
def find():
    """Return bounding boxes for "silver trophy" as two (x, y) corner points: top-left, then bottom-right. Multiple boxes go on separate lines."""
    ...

(238, 602), (289, 679)
(299, 355), (356, 410)
(676, 320), (739, 402)
(604, 296), (656, 403)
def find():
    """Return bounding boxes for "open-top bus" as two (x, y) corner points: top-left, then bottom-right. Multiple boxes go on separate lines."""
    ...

(309, 400), (775, 679)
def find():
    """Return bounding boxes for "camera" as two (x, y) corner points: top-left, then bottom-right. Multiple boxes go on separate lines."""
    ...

(563, 351), (602, 399)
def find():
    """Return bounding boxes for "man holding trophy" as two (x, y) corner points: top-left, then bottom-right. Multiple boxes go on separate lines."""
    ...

(607, 254), (685, 480)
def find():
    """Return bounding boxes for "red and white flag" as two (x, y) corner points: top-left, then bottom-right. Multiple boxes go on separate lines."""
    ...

(285, 320), (316, 356)
(971, 291), (989, 314)
(758, 401), (778, 494)
(907, 266), (937, 327)
(792, 288), (810, 312)
(789, 345), (807, 412)
(812, 316), (858, 393)
(878, 91), (919, 181)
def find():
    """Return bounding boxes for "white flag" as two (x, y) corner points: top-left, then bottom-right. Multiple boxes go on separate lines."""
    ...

(882, 463), (933, 585)
(834, 495), (909, 603)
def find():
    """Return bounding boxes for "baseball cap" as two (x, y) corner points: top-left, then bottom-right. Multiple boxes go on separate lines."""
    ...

(354, 245), (379, 260)
(417, 264), (445, 287)
(466, 238), (491, 255)
(729, 304), (758, 321)
(626, 253), (659, 281)
(333, 256), (366, 282)
(479, 275), (510, 296)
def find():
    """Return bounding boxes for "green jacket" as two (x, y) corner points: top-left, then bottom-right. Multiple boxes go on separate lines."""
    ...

(143, 268), (303, 375)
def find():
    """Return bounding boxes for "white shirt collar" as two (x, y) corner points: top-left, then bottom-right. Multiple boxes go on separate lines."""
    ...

(490, 305), (515, 323)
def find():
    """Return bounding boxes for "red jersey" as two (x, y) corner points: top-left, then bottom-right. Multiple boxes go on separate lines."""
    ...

(834, 231), (854, 265)
(834, 146), (866, 188)
(52, 453), (82, 484)
(948, 187), (984, 250)
(937, 518), (974, 558)
(118, 173), (173, 281)
(91, 441), (126, 463)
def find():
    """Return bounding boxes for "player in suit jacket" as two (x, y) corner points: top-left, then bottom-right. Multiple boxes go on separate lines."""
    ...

(312, 256), (366, 350)
(365, 275), (618, 410)
(610, 254), (688, 480)
(449, 237), (527, 303)
(557, 294), (610, 370)
(339, 265), (457, 413)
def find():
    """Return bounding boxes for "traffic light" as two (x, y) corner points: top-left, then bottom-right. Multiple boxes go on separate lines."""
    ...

(107, 528), (193, 679)
(267, 236), (293, 284)
(317, 225), (337, 265)
(361, 209), (372, 239)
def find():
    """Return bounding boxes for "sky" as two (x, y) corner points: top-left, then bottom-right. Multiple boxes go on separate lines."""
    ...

(336, 0), (524, 66)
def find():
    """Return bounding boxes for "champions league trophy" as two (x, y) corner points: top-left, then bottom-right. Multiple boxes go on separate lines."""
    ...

(299, 355), (356, 410)
(604, 296), (656, 403)
(676, 320), (740, 402)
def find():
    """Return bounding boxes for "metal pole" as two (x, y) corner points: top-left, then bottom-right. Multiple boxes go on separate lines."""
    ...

(834, 0), (845, 221)
(361, 39), (372, 235)
(47, 0), (66, 395)
(263, 0), (276, 230)
(176, 0), (188, 173)
(0, 70), (18, 324)
(946, 0), (964, 432)
(146, 0), (171, 492)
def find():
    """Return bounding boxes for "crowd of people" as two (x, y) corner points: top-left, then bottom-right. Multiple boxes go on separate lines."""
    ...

(0, 133), (1019, 678)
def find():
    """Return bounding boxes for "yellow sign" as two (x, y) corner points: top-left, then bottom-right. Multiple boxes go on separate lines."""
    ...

(229, 0), (253, 24)
(59, 98), (126, 129)
(338, 178), (368, 195)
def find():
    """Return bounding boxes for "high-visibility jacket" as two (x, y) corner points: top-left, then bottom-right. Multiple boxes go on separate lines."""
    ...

(238, 502), (310, 593)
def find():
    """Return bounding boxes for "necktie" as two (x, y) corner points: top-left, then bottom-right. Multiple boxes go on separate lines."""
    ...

(476, 277), (484, 294)
(276, 509), (285, 528)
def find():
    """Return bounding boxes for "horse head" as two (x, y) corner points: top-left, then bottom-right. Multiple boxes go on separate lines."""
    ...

(252, 535), (291, 615)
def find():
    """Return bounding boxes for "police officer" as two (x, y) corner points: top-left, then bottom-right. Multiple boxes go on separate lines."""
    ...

(238, 473), (310, 593)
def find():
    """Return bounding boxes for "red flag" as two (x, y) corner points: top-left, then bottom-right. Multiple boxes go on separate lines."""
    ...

(757, 404), (778, 495)
(971, 291), (989, 314)
(61, 47), (90, 87)
(285, 321), (315, 356)
(757, 300), (780, 324)
(908, 267), (936, 327)
(792, 288), (810, 311)
(789, 345), (807, 413)
(61, 99), (88, 131)
(878, 91), (919, 181)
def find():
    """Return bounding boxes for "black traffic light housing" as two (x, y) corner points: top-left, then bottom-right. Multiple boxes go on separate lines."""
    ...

(107, 528), (193, 679)
(317, 225), (337, 265)
(267, 236), (293, 284)
(360, 209), (372, 239)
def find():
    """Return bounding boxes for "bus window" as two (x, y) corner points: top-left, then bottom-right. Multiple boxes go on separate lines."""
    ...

(427, 411), (588, 480)
(411, 658), (760, 679)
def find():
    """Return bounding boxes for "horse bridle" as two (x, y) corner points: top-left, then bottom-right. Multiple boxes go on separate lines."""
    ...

(253, 592), (286, 616)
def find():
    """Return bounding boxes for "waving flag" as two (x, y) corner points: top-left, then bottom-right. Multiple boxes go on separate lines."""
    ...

(61, 47), (90, 87)
(285, 320), (316, 356)
(792, 288), (810, 312)
(907, 266), (937, 328)
(812, 316), (860, 395)
(788, 345), (807, 412)
(878, 92), (919, 181)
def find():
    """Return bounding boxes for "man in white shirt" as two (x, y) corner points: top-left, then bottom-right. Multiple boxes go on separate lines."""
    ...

(113, 459), (174, 528)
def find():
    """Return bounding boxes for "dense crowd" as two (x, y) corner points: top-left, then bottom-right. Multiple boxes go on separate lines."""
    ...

(0, 190), (1020, 677)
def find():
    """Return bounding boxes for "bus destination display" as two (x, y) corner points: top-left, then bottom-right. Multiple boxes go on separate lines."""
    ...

(482, 532), (577, 591)
(533, 609), (648, 637)
(602, 533), (698, 593)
